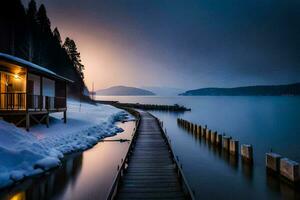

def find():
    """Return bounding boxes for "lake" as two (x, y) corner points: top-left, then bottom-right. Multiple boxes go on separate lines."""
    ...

(97, 95), (300, 200)
(0, 121), (135, 200)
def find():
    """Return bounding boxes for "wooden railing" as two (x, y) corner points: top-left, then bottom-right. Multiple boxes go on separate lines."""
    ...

(106, 109), (141, 200)
(106, 109), (195, 200)
(0, 93), (66, 111)
(155, 115), (196, 200)
(46, 96), (66, 110)
(0, 92), (26, 110)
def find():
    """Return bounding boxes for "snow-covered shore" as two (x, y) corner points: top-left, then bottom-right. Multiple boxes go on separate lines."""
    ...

(0, 100), (134, 188)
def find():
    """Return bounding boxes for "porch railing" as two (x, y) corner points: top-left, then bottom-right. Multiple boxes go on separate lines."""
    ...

(0, 93), (66, 111)
(0, 92), (26, 110)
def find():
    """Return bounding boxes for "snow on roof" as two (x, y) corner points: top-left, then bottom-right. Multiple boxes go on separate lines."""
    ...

(0, 52), (73, 82)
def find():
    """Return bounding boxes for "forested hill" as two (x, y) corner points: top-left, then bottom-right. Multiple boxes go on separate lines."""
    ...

(180, 83), (300, 96)
(96, 86), (155, 96)
(0, 0), (87, 98)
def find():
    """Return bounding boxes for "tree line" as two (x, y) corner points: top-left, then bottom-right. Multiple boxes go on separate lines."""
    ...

(0, 0), (87, 98)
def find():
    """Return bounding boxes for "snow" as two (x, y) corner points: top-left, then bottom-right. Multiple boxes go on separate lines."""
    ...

(0, 100), (134, 188)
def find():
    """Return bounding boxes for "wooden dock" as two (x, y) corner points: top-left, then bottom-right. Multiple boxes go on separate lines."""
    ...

(110, 110), (193, 200)
(95, 100), (191, 112)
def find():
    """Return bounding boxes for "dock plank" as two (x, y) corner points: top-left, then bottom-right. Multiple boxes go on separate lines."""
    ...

(116, 111), (188, 200)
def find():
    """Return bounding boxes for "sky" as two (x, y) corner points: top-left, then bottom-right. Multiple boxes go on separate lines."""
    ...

(25, 0), (300, 90)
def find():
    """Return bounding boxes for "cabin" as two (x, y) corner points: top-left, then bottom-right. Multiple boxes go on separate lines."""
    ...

(0, 53), (73, 131)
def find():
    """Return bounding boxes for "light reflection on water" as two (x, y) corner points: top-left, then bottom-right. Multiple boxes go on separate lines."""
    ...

(97, 96), (300, 200)
(1, 121), (135, 200)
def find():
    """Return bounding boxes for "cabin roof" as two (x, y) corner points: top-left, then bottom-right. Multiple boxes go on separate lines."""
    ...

(0, 52), (73, 82)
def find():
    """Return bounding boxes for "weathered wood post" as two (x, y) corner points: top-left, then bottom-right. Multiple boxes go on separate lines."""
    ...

(222, 136), (231, 150)
(202, 126), (207, 138)
(280, 158), (300, 182)
(26, 113), (30, 131)
(193, 124), (197, 133)
(197, 125), (202, 136)
(210, 131), (217, 144)
(46, 112), (49, 128)
(63, 111), (67, 124)
(229, 139), (239, 155)
(266, 152), (282, 172)
(206, 129), (211, 140)
(241, 144), (253, 162)
(187, 122), (191, 131)
(216, 134), (222, 146)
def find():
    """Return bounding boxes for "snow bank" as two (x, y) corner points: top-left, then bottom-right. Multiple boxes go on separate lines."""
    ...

(0, 100), (134, 188)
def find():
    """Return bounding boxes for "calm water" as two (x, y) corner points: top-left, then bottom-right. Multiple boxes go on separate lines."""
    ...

(98, 95), (300, 200)
(1, 121), (135, 200)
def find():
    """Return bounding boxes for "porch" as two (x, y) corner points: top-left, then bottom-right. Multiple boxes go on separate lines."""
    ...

(0, 52), (72, 131)
(0, 93), (66, 112)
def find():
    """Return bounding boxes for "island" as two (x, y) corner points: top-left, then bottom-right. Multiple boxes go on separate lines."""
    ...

(96, 85), (155, 96)
(179, 82), (300, 96)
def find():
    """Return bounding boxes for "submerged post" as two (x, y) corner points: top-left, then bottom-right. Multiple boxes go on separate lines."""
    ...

(241, 144), (253, 162)
(216, 134), (222, 146)
(206, 129), (211, 141)
(229, 139), (239, 155)
(280, 158), (300, 182)
(222, 136), (231, 150)
(210, 131), (217, 144)
(266, 152), (282, 172)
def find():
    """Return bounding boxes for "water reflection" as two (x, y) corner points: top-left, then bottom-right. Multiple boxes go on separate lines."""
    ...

(178, 121), (300, 199)
(266, 171), (300, 199)
(1, 121), (135, 200)
(2, 154), (83, 200)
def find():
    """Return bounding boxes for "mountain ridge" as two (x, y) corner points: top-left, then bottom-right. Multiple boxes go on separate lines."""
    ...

(179, 82), (300, 96)
(96, 85), (155, 96)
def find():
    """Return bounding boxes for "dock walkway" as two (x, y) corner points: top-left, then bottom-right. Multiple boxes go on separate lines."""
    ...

(116, 111), (190, 200)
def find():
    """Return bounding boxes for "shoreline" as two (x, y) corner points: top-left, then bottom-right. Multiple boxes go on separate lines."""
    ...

(0, 101), (135, 190)
(0, 119), (135, 195)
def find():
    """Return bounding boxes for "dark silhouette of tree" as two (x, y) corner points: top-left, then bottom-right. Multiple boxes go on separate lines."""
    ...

(0, 0), (26, 56)
(0, 0), (88, 99)
(63, 37), (85, 80)
(26, 0), (37, 61)
(27, 0), (37, 21)
(36, 4), (51, 34)
(53, 27), (62, 45)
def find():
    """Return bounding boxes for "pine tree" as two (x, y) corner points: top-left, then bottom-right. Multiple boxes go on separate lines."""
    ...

(53, 27), (62, 45)
(63, 37), (85, 80)
(36, 4), (51, 34)
(26, 0), (37, 61)
(27, 0), (37, 21)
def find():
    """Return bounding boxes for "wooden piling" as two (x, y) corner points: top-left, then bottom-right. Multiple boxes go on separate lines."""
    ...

(222, 136), (231, 150)
(266, 153), (282, 172)
(216, 134), (222, 146)
(202, 127), (206, 138)
(229, 139), (239, 155)
(193, 124), (197, 133)
(206, 129), (211, 140)
(26, 113), (30, 132)
(197, 125), (202, 136)
(241, 144), (253, 162)
(280, 158), (300, 182)
(210, 131), (217, 144)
